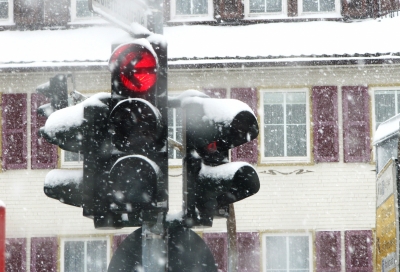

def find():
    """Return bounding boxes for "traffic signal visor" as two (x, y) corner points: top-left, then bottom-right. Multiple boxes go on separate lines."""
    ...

(39, 92), (111, 152)
(183, 97), (259, 159)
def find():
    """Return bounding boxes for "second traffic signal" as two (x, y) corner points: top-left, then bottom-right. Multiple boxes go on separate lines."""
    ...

(182, 95), (260, 227)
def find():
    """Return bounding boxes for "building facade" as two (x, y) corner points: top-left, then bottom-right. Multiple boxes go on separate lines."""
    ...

(0, 0), (400, 271)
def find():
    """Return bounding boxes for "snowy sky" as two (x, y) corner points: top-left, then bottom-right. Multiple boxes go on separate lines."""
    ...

(0, 16), (399, 67)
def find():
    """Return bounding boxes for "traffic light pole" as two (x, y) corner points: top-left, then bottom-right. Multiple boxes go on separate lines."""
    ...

(141, 2), (168, 270)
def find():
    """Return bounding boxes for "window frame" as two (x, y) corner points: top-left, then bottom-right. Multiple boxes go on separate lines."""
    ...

(260, 88), (311, 164)
(170, 0), (214, 22)
(0, 0), (14, 25)
(297, 0), (341, 17)
(261, 232), (313, 272)
(244, 0), (288, 19)
(168, 105), (184, 166)
(61, 150), (84, 168)
(372, 86), (400, 133)
(60, 236), (111, 272)
(371, 86), (400, 162)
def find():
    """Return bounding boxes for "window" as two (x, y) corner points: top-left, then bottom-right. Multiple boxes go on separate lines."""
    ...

(298, 0), (340, 16)
(249, 0), (283, 14)
(303, 0), (335, 12)
(374, 89), (400, 130)
(62, 151), (84, 168)
(0, 0), (13, 23)
(61, 237), (110, 272)
(71, 0), (98, 22)
(261, 89), (310, 163)
(171, 0), (213, 21)
(168, 107), (183, 164)
(262, 233), (312, 272)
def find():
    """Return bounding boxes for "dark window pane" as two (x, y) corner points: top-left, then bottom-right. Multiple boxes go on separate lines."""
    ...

(175, 130), (183, 159)
(0, 2), (8, 19)
(289, 236), (309, 269)
(267, 0), (282, 12)
(266, 236), (286, 270)
(193, 0), (208, 14)
(287, 125), (307, 156)
(65, 241), (84, 272)
(77, 0), (94, 17)
(320, 0), (335, 11)
(375, 92), (396, 126)
(176, 108), (183, 126)
(65, 151), (81, 162)
(397, 91), (400, 116)
(168, 128), (174, 159)
(250, 0), (265, 12)
(286, 104), (306, 124)
(87, 241), (107, 272)
(264, 104), (284, 124)
(303, 0), (318, 11)
(265, 125), (284, 157)
(176, 0), (207, 14)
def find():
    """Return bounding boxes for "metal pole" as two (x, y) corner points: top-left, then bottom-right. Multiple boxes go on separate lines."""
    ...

(142, 216), (167, 272)
(227, 204), (238, 272)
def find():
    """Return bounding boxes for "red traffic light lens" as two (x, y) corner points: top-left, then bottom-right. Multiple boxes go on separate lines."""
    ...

(110, 43), (157, 93)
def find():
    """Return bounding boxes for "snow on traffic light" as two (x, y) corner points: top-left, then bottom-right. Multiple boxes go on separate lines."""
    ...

(181, 94), (260, 227)
(40, 39), (168, 229)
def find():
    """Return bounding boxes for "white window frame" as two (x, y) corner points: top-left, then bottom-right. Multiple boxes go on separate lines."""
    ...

(262, 232), (313, 272)
(244, 0), (288, 19)
(260, 88), (311, 164)
(170, 0), (214, 22)
(372, 86), (400, 133)
(168, 106), (184, 166)
(61, 150), (84, 168)
(298, 0), (341, 17)
(0, 0), (14, 25)
(60, 236), (111, 272)
(371, 86), (400, 162)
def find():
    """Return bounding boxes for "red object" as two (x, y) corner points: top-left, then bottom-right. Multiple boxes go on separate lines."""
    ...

(0, 203), (5, 272)
(109, 43), (157, 93)
(206, 141), (218, 153)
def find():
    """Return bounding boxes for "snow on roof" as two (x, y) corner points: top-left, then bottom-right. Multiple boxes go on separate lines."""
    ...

(373, 113), (400, 145)
(0, 16), (399, 67)
(165, 16), (400, 61)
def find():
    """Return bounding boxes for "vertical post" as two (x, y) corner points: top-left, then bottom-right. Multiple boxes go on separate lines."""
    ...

(227, 204), (238, 272)
(0, 201), (5, 272)
(142, 2), (168, 270)
(142, 216), (167, 272)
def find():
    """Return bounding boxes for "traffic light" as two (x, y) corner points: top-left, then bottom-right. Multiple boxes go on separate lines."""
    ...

(36, 74), (68, 117)
(40, 39), (168, 229)
(182, 95), (260, 227)
(99, 38), (168, 228)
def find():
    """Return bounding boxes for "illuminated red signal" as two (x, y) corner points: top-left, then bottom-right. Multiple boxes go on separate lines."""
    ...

(110, 43), (158, 93)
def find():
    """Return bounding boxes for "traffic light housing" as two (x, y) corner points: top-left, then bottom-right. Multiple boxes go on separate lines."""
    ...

(182, 95), (260, 227)
(36, 74), (68, 116)
(40, 39), (168, 229)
